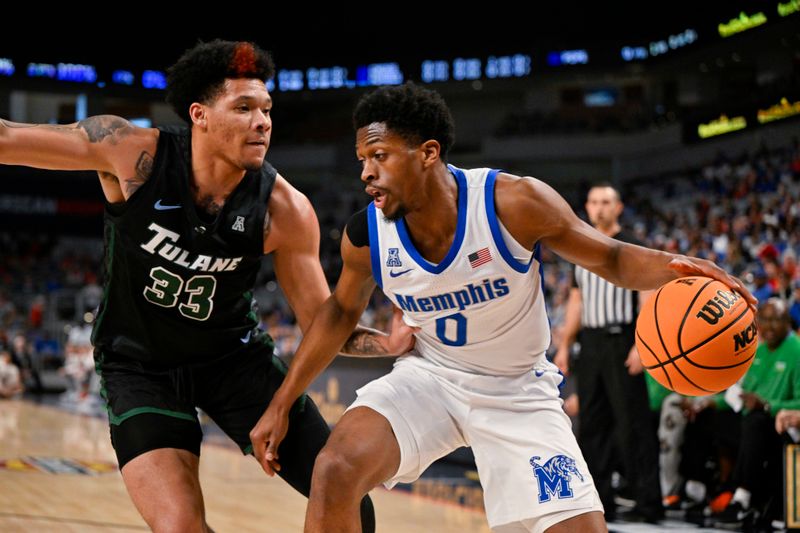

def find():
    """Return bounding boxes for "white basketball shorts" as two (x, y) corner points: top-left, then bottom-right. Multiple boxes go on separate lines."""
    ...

(347, 355), (603, 530)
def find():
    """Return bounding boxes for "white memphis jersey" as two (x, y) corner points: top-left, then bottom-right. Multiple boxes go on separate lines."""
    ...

(367, 165), (551, 376)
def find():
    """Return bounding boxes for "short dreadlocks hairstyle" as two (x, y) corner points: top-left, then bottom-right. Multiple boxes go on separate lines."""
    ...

(353, 82), (455, 161)
(166, 39), (275, 124)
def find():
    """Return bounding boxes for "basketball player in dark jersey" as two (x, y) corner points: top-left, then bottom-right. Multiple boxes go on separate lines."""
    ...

(0, 40), (414, 532)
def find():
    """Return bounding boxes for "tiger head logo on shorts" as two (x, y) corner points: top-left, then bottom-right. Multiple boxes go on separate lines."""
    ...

(529, 454), (584, 503)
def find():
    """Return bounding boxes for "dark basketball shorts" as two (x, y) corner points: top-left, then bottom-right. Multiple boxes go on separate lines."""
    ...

(95, 338), (329, 484)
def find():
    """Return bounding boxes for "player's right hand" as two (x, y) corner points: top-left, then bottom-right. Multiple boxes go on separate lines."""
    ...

(249, 403), (290, 476)
(666, 256), (757, 310)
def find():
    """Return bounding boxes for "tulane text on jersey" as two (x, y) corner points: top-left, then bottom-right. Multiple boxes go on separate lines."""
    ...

(140, 222), (244, 272)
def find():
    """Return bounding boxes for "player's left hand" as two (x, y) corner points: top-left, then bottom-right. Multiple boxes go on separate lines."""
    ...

(625, 344), (643, 375)
(385, 306), (420, 356)
(667, 256), (757, 310)
(249, 403), (289, 476)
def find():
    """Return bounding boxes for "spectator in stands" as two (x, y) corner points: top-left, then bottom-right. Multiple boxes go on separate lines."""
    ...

(0, 348), (23, 398)
(79, 273), (103, 315)
(789, 279), (800, 331)
(716, 298), (800, 529)
(775, 408), (800, 436)
(750, 266), (775, 303)
(61, 319), (96, 405)
(9, 334), (40, 392)
(658, 391), (740, 522)
(0, 290), (16, 329)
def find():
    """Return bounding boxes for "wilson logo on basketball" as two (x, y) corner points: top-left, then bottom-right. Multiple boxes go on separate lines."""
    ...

(733, 320), (757, 352)
(695, 290), (741, 325)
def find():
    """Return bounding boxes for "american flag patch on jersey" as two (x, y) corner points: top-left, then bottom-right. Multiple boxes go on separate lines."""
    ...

(468, 248), (492, 268)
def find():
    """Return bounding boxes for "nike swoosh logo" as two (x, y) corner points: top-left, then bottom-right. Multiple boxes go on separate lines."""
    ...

(240, 330), (252, 343)
(154, 199), (182, 210)
(389, 269), (413, 278)
(534, 370), (545, 377)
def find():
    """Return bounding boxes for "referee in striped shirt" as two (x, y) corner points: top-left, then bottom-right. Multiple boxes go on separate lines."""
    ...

(554, 183), (662, 523)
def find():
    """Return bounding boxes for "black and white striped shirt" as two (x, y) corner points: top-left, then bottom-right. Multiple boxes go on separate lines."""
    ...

(572, 231), (640, 328)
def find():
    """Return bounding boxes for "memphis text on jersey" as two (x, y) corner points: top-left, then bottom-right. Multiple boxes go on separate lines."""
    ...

(394, 277), (510, 313)
(140, 223), (243, 272)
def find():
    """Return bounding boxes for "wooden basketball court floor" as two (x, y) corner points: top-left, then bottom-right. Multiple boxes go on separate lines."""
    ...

(1, 399), (745, 532)
(0, 399), (491, 532)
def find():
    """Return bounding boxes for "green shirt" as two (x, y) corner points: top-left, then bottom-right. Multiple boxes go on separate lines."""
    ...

(742, 332), (800, 415)
(644, 371), (672, 411)
(644, 372), (729, 411)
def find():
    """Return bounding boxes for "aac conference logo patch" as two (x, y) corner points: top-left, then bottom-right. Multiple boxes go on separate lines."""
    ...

(0, 457), (117, 475)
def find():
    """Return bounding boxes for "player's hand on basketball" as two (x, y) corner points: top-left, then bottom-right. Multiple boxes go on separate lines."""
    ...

(667, 256), (757, 309)
(249, 404), (289, 476)
(624, 344), (643, 375)
(553, 345), (570, 376)
(386, 306), (420, 356)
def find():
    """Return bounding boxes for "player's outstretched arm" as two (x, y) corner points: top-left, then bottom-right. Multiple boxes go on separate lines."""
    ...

(0, 115), (154, 171)
(0, 116), (158, 202)
(494, 173), (756, 306)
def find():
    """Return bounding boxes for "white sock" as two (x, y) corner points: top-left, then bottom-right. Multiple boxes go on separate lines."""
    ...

(732, 487), (751, 509)
(685, 480), (707, 502)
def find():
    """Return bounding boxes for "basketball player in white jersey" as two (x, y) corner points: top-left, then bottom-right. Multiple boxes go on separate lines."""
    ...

(250, 83), (756, 532)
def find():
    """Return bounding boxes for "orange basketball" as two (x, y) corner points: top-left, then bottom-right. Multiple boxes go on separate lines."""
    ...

(635, 276), (757, 396)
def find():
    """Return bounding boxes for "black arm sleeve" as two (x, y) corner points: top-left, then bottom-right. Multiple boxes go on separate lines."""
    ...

(345, 206), (369, 248)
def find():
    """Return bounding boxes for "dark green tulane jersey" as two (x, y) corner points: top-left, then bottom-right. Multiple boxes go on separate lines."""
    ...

(91, 127), (276, 364)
